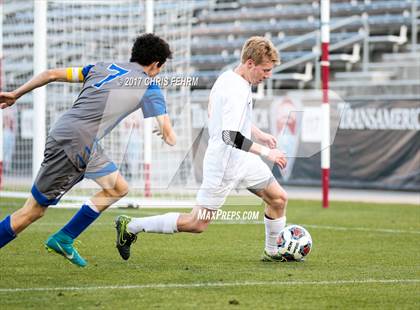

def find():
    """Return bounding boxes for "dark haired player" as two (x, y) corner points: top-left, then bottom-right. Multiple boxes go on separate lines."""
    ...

(0, 33), (176, 267)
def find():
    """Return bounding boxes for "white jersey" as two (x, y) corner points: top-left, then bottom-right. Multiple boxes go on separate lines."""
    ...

(204, 70), (253, 180)
(197, 70), (274, 209)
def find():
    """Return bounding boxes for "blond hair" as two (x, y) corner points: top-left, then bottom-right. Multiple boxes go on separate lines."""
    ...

(240, 36), (280, 65)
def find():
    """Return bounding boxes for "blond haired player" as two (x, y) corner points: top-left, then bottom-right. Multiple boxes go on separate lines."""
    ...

(116, 36), (288, 262)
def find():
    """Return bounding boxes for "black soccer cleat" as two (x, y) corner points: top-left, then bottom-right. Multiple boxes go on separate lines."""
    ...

(115, 215), (137, 260)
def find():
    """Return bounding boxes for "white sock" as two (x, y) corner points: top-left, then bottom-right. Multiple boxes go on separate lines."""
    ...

(127, 212), (179, 234)
(264, 215), (286, 254)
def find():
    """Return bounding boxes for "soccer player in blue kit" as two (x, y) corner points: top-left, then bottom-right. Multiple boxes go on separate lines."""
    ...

(0, 34), (176, 267)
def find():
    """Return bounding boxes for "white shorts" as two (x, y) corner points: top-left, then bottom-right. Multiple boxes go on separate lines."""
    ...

(196, 152), (275, 209)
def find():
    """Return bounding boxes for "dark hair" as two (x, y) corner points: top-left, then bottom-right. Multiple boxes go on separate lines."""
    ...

(130, 33), (172, 67)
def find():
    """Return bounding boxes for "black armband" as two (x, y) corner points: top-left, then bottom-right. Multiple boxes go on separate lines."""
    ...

(222, 130), (253, 152)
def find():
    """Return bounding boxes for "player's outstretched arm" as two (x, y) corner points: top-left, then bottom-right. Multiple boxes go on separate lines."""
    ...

(0, 68), (69, 109)
(155, 114), (176, 146)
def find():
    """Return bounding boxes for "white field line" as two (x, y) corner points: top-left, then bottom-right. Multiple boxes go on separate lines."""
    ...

(32, 221), (420, 234)
(0, 279), (418, 293)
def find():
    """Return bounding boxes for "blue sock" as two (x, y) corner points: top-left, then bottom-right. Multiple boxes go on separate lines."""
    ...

(0, 215), (16, 248)
(60, 204), (100, 239)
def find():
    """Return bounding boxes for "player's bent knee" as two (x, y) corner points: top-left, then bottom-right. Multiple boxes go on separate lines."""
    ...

(268, 190), (288, 210)
(116, 183), (129, 197)
(277, 192), (288, 209)
(279, 190), (288, 205)
(118, 177), (130, 196)
(105, 181), (129, 198)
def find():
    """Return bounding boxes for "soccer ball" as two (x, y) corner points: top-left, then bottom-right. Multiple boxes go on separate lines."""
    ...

(276, 225), (312, 261)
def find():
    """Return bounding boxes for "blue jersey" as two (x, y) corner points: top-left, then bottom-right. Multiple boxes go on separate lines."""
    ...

(49, 62), (166, 170)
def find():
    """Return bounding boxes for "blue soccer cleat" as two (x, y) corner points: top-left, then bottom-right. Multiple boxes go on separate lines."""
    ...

(44, 231), (87, 267)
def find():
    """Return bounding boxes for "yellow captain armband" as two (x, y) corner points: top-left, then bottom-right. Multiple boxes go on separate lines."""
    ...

(66, 67), (84, 82)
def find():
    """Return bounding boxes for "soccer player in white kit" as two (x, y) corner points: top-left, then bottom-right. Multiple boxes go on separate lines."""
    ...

(116, 36), (288, 262)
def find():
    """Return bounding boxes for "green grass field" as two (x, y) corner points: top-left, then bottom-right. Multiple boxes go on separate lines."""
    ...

(1, 197), (419, 309)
